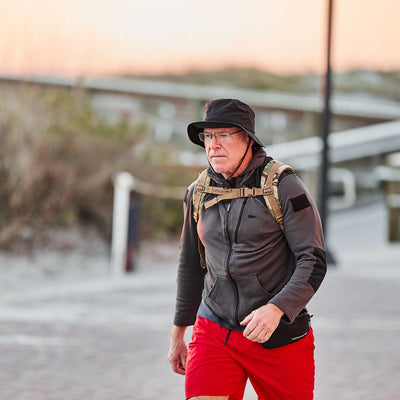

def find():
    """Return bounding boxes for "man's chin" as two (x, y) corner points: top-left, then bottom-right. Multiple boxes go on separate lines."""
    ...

(212, 168), (230, 178)
(210, 165), (225, 175)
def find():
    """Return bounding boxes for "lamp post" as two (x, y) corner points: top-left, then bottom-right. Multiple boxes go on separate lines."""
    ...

(318, 0), (336, 265)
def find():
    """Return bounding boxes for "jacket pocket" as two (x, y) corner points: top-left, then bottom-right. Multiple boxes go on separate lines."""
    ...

(235, 274), (276, 323)
(205, 276), (237, 324)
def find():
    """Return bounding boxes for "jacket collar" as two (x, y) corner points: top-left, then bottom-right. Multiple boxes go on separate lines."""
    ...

(208, 148), (268, 187)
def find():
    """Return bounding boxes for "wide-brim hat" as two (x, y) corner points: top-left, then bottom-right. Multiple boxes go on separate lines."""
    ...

(187, 98), (264, 148)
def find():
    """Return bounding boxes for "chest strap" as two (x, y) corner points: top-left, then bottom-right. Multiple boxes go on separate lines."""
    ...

(201, 186), (273, 209)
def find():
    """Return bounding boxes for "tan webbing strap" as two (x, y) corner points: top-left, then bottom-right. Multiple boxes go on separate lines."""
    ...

(197, 236), (207, 270)
(192, 169), (209, 223)
(192, 169), (209, 269)
(261, 160), (294, 231)
(203, 186), (266, 209)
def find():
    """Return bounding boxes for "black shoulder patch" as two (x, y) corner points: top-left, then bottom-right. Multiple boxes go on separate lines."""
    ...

(290, 193), (311, 212)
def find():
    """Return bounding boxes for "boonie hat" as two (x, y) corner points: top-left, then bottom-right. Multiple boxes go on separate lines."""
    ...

(187, 98), (264, 148)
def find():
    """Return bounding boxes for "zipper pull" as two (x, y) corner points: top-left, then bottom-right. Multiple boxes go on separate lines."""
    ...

(227, 202), (231, 212)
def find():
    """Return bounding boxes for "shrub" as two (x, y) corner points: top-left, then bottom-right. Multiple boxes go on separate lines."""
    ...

(0, 84), (197, 251)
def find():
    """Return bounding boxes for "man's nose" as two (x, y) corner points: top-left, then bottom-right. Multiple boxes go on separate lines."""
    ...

(209, 135), (221, 148)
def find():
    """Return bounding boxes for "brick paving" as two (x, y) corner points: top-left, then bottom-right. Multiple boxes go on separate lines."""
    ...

(0, 200), (399, 400)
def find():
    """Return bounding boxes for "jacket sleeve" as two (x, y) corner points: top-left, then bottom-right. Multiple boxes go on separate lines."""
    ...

(173, 182), (206, 327)
(268, 173), (327, 322)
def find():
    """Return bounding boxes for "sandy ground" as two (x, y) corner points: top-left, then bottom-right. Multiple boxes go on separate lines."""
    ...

(0, 199), (400, 399)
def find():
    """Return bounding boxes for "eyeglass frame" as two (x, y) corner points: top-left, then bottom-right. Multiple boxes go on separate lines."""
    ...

(198, 129), (244, 143)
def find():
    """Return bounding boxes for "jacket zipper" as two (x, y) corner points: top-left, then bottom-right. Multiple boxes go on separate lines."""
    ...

(234, 198), (248, 243)
(225, 201), (240, 325)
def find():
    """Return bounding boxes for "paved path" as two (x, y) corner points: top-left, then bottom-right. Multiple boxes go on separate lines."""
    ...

(0, 200), (399, 399)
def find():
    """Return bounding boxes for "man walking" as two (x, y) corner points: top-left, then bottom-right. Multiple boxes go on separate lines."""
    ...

(168, 99), (327, 399)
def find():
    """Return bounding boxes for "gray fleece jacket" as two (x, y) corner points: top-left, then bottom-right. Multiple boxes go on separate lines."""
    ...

(173, 148), (326, 327)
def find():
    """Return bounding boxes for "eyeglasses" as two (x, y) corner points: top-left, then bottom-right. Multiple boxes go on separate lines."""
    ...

(198, 129), (243, 143)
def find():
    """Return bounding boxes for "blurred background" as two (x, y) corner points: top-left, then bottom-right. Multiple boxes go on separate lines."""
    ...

(1, 0), (400, 251)
(0, 1), (400, 399)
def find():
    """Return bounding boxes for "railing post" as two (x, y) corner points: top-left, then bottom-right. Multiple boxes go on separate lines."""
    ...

(125, 194), (141, 272)
(386, 153), (400, 242)
(110, 172), (135, 276)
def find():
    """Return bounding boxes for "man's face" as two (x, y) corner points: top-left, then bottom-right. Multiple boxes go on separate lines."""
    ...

(204, 127), (253, 178)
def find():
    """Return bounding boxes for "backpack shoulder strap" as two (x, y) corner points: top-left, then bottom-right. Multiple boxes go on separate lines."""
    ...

(261, 160), (294, 232)
(192, 169), (210, 223)
(192, 169), (210, 269)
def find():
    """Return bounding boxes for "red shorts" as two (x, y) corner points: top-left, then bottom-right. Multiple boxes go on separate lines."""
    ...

(185, 317), (315, 400)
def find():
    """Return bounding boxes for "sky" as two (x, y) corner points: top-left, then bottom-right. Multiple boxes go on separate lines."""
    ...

(0, 0), (399, 77)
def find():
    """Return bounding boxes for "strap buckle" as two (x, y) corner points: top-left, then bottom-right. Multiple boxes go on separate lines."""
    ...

(263, 187), (274, 196)
(239, 187), (259, 197)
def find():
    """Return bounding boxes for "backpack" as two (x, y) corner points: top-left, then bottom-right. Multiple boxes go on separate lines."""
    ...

(192, 160), (294, 269)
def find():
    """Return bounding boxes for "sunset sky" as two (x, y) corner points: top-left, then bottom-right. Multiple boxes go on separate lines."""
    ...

(1, 0), (399, 77)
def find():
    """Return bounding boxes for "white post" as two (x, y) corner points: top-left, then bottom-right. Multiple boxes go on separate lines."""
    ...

(110, 172), (135, 276)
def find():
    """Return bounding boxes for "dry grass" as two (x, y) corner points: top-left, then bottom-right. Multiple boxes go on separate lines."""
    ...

(0, 84), (196, 251)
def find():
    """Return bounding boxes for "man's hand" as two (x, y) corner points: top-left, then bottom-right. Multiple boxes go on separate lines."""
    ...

(240, 303), (284, 343)
(167, 325), (188, 375)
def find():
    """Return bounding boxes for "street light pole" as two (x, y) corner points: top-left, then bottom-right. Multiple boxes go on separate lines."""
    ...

(318, 0), (336, 264)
